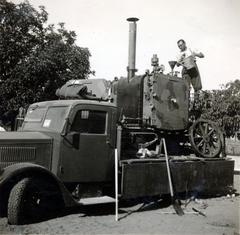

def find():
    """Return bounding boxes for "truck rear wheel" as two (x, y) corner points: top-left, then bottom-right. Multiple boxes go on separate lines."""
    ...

(7, 177), (64, 225)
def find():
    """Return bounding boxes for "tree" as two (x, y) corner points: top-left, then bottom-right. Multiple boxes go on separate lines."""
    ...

(192, 79), (240, 137)
(0, 0), (93, 126)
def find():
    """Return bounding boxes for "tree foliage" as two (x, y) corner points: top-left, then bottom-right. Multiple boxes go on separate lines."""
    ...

(193, 79), (240, 137)
(0, 0), (93, 123)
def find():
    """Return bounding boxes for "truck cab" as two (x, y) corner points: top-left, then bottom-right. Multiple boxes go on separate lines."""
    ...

(0, 99), (117, 224)
(20, 99), (117, 183)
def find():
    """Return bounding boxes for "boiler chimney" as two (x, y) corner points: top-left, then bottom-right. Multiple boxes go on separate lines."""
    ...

(127, 17), (139, 80)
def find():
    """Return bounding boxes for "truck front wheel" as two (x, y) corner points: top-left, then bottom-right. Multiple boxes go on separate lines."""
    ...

(7, 177), (64, 225)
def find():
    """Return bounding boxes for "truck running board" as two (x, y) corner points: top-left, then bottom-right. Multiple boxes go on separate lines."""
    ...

(79, 196), (116, 205)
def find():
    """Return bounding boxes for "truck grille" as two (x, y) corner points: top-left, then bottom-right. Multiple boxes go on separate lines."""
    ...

(0, 146), (36, 162)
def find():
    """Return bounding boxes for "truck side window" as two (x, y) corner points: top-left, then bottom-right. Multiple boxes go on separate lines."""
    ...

(71, 110), (107, 134)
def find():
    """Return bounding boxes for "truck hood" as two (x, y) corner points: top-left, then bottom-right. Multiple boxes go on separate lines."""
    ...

(0, 131), (53, 169)
(0, 131), (52, 143)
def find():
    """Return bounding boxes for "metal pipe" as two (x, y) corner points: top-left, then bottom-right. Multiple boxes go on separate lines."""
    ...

(116, 125), (122, 160)
(115, 124), (122, 221)
(127, 17), (139, 80)
(115, 148), (118, 221)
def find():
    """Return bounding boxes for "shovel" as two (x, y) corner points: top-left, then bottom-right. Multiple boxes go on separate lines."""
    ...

(162, 138), (184, 216)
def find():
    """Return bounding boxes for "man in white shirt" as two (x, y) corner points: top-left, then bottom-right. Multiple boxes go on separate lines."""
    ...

(176, 39), (204, 92)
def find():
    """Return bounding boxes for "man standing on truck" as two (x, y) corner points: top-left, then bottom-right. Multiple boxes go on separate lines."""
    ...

(176, 39), (204, 94)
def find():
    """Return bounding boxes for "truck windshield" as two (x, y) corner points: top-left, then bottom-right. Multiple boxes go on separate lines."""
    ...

(22, 106), (47, 130)
(42, 106), (68, 132)
(22, 106), (68, 132)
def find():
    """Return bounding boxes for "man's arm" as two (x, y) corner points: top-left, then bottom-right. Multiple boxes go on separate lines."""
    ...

(192, 51), (204, 58)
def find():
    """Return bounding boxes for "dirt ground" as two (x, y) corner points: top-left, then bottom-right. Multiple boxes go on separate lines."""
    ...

(0, 174), (239, 235)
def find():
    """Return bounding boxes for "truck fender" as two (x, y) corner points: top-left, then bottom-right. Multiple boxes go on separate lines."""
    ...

(0, 163), (77, 217)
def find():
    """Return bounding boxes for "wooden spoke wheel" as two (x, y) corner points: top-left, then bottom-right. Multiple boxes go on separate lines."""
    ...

(189, 119), (223, 158)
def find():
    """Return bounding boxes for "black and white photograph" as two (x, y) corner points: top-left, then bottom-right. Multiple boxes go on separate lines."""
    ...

(0, 0), (239, 234)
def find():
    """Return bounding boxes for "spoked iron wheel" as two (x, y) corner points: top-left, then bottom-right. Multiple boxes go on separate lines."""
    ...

(189, 119), (223, 158)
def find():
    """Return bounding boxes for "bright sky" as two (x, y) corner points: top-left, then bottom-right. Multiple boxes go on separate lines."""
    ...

(13, 0), (240, 90)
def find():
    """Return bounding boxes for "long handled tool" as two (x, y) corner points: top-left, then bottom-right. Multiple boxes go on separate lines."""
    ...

(162, 138), (184, 216)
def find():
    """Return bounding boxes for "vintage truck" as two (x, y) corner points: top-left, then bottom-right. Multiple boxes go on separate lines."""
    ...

(0, 18), (235, 225)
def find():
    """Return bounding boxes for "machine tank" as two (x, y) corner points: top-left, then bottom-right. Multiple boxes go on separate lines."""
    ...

(116, 73), (189, 130)
(115, 18), (189, 131)
(116, 75), (145, 124)
(142, 73), (189, 130)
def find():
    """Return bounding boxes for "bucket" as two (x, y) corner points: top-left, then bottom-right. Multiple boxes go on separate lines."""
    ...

(183, 56), (195, 70)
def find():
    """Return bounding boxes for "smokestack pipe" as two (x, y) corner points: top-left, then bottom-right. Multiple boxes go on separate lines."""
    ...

(127, 17), (139, 80)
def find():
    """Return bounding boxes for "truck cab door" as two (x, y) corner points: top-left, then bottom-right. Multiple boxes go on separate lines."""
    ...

(59, 105), (116, 183)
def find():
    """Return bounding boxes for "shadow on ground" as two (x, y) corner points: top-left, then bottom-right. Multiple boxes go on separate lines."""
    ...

(5, 184), (239, 226)
(60, 197), (172, 221)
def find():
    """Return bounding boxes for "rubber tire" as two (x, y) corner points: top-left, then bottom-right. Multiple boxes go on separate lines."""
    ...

(7, 178), (64, 225)
(7, 178), (30, 225)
